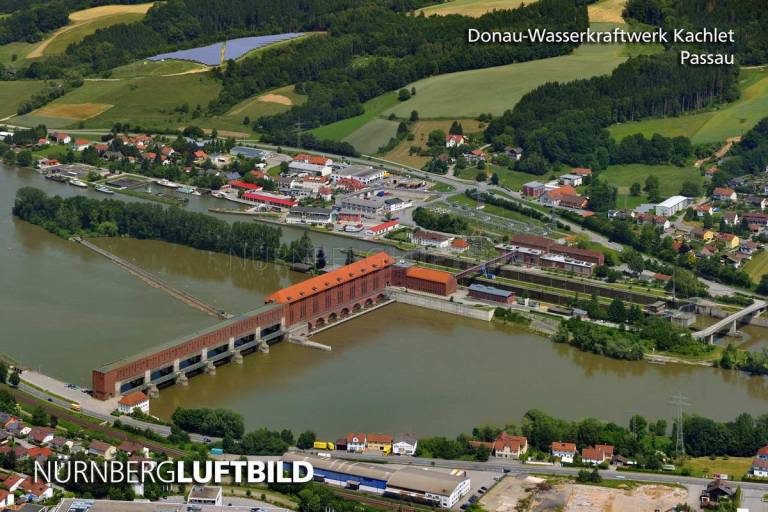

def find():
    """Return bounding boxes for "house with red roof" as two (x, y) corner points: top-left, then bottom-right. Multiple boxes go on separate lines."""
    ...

(365, 220), (399, 237)
(243, 192), (297, 210)
(20, 478), (53, 501)
(551, 441), (578, 461)
(118, 391), (149, 414)
(694, 204), (714, 217)
(451, 238), (470, 253)
(581, 444), (614, 465)
(3, 474), (26, 492)
(346, 433), (367, 453)
(28, 427), (54, 445)
(0, 489), (13, 507)
(445, 134), (466, 148)
(27, 446), (53, 463)
(493, 433), (528, 459)
(712, 187), (737, 202)
(228, 180), (263, 192)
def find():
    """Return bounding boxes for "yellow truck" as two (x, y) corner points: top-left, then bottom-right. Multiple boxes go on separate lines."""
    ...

(313, 440), (335, 451)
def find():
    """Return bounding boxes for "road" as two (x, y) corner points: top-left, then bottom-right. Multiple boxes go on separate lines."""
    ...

(331, 451), (768, 493)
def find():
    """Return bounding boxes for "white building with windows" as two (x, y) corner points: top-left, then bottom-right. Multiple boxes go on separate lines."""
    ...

(392, 433), (418, 456)
(655, 195), (692, 217)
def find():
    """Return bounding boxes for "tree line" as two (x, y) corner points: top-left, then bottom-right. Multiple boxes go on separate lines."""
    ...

(12, 187), (282, 261)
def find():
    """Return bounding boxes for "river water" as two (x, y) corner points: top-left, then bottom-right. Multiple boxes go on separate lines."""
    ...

(1, 164), (767, 437)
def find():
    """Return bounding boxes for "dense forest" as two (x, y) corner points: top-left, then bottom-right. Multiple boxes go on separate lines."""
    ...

(12, 187), (282, 261)
(623, 0), (768, 65)
(0, 0), (148, 45)
(485, 52), (738, 170)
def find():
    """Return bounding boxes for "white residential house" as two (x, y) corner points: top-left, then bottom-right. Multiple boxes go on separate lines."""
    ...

(392, 433), (418, 456)
(723, 211), (740, 226)
(0, 489), (14, 508)
(445, 134), (465, 148)
(117, 391), (150, 415)
(751, 458), (768, 478)
(551, 441), (578, 463)
(712, 187), (737, 202)
(411, 229), (452, 249)
(346, 433), (367, 452)
(493, 434), (528, 459)
(559, 174), (583, 187)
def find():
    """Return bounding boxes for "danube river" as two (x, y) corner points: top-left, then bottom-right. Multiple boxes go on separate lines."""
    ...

(1, 164), (767, 437)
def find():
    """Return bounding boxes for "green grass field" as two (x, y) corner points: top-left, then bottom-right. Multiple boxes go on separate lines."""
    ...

(685, 456), (753, 480)
(343, 118), (400, 154)
(599, 163), (702, 208)
(205, 84), (306, 134)
(311, 91), (399, 141)
(608, 67), (768, 144)
(108, 59), (208, 79)
(416, 0), (528, 17)
(0, 42), (36, 65)
(382, 23), (659, 119)
(0, 80), (48, 119)
(37, 12), (146, 57)
(744, 251), (768, 283)
(13, 73), (222, 130)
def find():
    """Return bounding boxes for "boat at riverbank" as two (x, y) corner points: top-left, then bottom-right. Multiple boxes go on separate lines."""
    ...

(177, 185), (201, 195)
(69, 179), (88, 188)
(45, 174), (68, 183)
(95, 185), (115, 195)
(156, 179), (180, 189)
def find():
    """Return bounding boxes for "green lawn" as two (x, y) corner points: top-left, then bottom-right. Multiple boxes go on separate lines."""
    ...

(0, 42), (36, 65)
(744, 250), (768, 283)
(311, 91), (399, 141)
(599, 163), (702, 206)
(205, 84), (306, 134)
(343, 118), (400, 154)
(608, 67), (768, 144)
(109, 59), (208, 79)
(13, 73), (222, 130)
(0, 80), (48, 119)
(685, 456), (753, 480)
(448, 193), (549, 227)
(382, 23), (660, 119)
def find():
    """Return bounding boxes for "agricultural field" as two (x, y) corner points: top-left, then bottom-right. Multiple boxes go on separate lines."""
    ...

(744, 251), (768, 284)
(599, 163), (702, 208)
(108, 60), (209, 79)
(0, 80), (47, 119)
(685, 456), (753, 480)
(383, 118), (483, 168)
(588, 0), (626, 23)
(608, 67), (768, 144)
(0, 42), (36, 65)
(311, 91), (399, 141)
(13, 73), (222, 130)
(26, 3), (154, 59)
(383, 23), (657, 119)
(205, 84), (306, 134)
(416, 0), (528, 17)
(343, 118), (399, 155)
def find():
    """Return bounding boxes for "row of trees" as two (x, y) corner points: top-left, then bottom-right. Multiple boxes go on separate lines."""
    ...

(412, 206), (469, 235)
(12, 188), (283, 261)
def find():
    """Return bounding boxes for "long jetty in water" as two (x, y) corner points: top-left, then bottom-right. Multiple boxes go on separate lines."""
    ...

(73, 237), (232, 320)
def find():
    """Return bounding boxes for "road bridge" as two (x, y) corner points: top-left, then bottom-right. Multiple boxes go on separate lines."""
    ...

(692, 300), (767, 343)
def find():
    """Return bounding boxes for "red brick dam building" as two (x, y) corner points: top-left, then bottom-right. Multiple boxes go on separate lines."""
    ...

(92, 252), (399, 400)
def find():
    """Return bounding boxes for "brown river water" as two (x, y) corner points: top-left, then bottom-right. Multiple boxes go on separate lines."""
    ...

(1, 164), (766, 437)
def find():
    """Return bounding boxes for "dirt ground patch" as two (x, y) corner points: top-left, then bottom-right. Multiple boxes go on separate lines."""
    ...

(587, 0), (626, 23)
(257, 93), (293, 106)
(539, 483), (687, 512)
(33, 102), (113, 120)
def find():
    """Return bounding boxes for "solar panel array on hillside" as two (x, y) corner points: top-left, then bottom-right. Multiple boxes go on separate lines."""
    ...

(147, 33), (304, 66)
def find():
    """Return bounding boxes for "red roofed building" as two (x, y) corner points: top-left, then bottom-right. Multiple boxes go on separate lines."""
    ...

(229, 180), (263, 191)
(451, 238), (470, 253)
(266, 252), (393, 328)
(27, 446), (53, 462)
(582, 444), (614, 465)
(571, 167), (592, 176)
(365, 220), (399, 237)
(694, 204), (714, 217)
(346, 433), (367, 452)
(757, 445), (768, 460)
(242, 192), (297, 209)
(445, 134), (466, 147)
(493, 433), (528, 459)
(20, 478), (53, 501)
(713, 187), (737, 201)
(118, 390), (149, 414)
(391, 262), (457, 296)
(551, 441), (578, 459)
(0, 489), (13, 508)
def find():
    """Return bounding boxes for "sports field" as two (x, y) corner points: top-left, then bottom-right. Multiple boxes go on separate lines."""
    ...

(26, 3), (154, 59)
(608, 67), (768, 144)
(383, 24), (657, 119)
(416, 0), (528, 17)
(0, 80), (47, 119)
(383, 118), (482, 167)
(744, 251), (768, 283)
(205, 84), (306, 133)
(599, 163), (702, 208)
(13, 73), (222, 130)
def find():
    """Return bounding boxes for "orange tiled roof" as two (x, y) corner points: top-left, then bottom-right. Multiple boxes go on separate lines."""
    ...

(405, 266), (455, 285)
(119, 391), (148, 406)
(266, 252), (393, 304)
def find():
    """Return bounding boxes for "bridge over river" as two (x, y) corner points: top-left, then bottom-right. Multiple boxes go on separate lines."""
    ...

(692, 300), (768, 343)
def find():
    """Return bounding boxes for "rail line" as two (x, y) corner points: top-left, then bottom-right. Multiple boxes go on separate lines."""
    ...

(74, 237), (231, 320)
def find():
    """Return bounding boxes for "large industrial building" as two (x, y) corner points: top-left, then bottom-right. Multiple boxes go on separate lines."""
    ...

(390, 262), (457, 296)
(283, 453), (470, 508)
